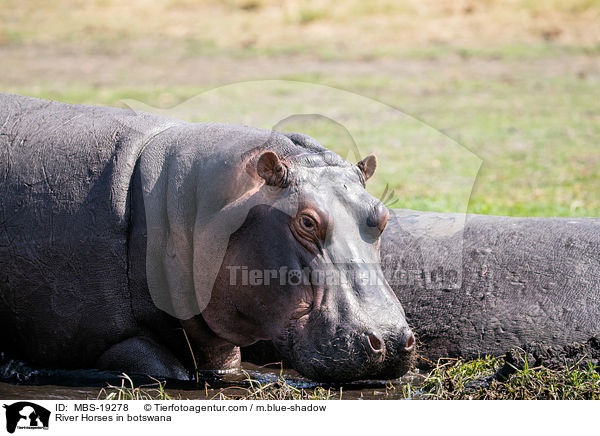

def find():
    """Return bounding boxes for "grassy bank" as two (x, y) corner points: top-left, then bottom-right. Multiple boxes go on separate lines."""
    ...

(3, 55), (598, 217)
(98, 355), (600, 400)
(412, 356), (600, 400)
(2, 0), (600, 54)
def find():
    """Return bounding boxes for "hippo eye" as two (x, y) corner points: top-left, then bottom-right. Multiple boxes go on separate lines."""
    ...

(301, 216), (316, 231)
(291, 210), (327, 253)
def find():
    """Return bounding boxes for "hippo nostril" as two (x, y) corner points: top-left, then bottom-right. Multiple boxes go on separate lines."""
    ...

(404, 332), (415, 352)
(367, 333), (384, 353)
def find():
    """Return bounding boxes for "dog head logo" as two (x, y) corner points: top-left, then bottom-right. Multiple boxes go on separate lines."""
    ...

(2, 402), (50, 433)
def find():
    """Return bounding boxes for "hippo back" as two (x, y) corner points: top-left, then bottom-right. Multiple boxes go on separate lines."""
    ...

(0, 93), (179, 366)
(381, 210), (600, 363)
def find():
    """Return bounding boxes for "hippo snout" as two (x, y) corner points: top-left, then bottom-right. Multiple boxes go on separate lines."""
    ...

(365, 329), (415, 356)
(364, 326), (416, 380)
(279, 316), (415, 382)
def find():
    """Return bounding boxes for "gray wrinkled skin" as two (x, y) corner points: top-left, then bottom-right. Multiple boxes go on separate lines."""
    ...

(0, 93), (414, 382)
(244, 211), (600, 367)
(382, 210), (600, 365)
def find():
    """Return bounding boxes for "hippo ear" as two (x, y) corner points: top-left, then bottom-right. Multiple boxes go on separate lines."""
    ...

(257, 151), (288, 187)
(357, 154), (377, 181)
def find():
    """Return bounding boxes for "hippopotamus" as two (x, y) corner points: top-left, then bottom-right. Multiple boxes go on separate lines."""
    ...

(381, 210), (600, 364)
(245, 210), (600, 367)
(0, 93), (415, 382)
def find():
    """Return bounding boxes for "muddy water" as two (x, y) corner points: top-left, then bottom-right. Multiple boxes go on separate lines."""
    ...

(0, 358), (424, 400)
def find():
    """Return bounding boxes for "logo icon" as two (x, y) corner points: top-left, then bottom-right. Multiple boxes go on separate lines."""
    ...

(3, 402), (50, 434)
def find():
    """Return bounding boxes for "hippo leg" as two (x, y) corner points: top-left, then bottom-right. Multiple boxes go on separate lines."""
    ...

(96, 336), (189, 380)
(179, 317), (242, 371)
(195, 344), (241, 371)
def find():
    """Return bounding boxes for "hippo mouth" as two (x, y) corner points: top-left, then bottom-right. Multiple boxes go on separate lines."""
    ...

(275, 297), (416, 383)
(279, 328), (415, 383)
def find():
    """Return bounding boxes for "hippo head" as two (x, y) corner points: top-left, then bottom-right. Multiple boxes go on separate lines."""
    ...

(202, 133), (415, 382)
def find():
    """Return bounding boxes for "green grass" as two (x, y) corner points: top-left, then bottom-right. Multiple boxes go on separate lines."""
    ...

(2, 0), (600, 56)
(405, 354), (600, 400)
(6, 62), (598, 218)
(2, 2), (598, 218)
(98, 374), (176, 400)
(99, 356), (600, 400)
(213, 371), (339, 400)
(96, 372), (339, 400)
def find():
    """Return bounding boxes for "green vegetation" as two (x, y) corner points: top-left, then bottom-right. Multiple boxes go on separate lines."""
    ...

(6, 64), (598, 217)
(98, 374), (175, 400)
(2, 0), (600, 56)
(97, 372), (340, 400)
(213, 371), (338, 400)
(408, 354), (600, 400)
(98, 356), (600, 400)
(2, 1), (599, 217)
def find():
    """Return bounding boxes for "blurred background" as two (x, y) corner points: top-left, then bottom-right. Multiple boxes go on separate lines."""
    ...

(1, 0), (598, 216)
